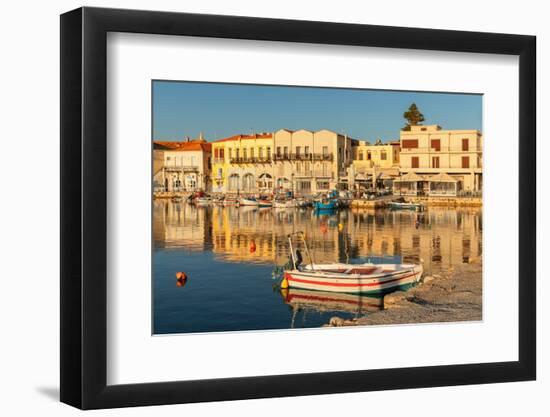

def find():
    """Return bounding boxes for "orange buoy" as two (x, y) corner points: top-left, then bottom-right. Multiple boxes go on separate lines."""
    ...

(320, 224), (328, 234)
(249, 239), (257, 253)
(175, 271), (187, 280)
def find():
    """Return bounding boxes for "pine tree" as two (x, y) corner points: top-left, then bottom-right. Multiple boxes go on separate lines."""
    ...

(402, 103), (425, 131)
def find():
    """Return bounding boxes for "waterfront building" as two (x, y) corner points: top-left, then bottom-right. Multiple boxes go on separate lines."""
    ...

(272, 128), (356, 194)
(211, 129), (356, 194)
(398, 125), (483, 195)
(153, 134), (212, 192)
(348, 139), (401, 191)
(211, 133), (274, 193)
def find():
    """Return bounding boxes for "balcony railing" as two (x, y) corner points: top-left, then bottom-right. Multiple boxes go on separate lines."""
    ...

(229, 157), (272, 164)
(273, 153), (333, 162)
(164, 165), (199, 172)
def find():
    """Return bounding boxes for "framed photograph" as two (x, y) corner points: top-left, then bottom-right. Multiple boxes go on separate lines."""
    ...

(60, 6), (536, 409)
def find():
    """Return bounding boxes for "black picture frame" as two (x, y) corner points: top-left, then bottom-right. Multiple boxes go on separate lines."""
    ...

(60, 6), (536, 410)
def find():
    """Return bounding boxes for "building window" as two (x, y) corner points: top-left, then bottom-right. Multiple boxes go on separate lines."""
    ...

(243, 148), (247, 159)
(432, 156), (440, 168)
(402, 139), (419, 149)
(267, 147), (271, 159)
(296, 162), (301, 173)
(411, 156), (419, 168)
(322, 163), (328, 177)
(217, 168), (223, 178)
(235, 149), (240, 159)
(296, 146), (301, 157)
(259, 147), (263, 158)
(276, 146), (281, 156)
(431, 139), (441, 151)
(283, 146), (288, 157)
(304, 161), (310, 174)
(298, 181), (311, 191)
(250, 148), (254, 158)
(462, 156), (470, 168)
(322, 146), (328, 156)
(317, 181), (330, 190)
(304, 146), (310, 156)
(381, 151), (387, 160)
(214, 149), (219, 158)
(358, 151), (363, 160)
(228, 149), (232, 159)
(367, 152), (371, 160)
(462, 138), (469, 151)
(220, 148), (224, 159)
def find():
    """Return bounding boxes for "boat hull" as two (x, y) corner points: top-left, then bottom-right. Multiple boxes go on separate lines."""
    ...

(285, 264), (422, 294)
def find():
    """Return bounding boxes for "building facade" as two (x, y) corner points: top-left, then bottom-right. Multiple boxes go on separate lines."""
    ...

(272, 129), (355, 194)
(211, 133), (274, 193)
(211, 129), (355, 194)
(348, 140), (401, 190)
(398, 125), (483, 193)
(153, 136), (212, 192)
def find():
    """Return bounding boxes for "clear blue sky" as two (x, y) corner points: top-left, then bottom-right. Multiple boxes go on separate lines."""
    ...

(152, 81), (482, 142)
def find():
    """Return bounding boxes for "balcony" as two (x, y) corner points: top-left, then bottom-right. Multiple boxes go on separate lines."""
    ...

(164, 165), (199, 172)
(273, 153), (333, 162)
(229, 157), (272, 164)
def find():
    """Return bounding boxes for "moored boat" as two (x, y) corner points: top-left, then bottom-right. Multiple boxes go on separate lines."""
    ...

(388, 201), (425, 211)
(282, 232), (423, 295)
(258, 198), (273, 207)
(313, 199), (337, 211)
(273, 199), (296, 209)
(239, 197), (260, 206)
(195, 197), (212, 205)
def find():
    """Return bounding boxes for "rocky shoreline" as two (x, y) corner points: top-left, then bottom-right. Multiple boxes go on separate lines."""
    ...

(325, 258), (482, 327)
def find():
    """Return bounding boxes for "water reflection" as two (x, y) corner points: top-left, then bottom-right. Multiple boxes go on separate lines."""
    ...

(153, 200), (482, 277)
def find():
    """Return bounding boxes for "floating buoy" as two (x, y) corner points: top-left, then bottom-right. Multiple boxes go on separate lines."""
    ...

(280, 277), (289, 289)
(175, 271), (187, 280)
(280, 288), (289, 300)
(249, 239), (257, 253)
(338, 223), (344, 231)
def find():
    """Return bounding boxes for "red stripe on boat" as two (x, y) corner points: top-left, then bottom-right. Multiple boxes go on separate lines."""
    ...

(285, 271), (418, 287)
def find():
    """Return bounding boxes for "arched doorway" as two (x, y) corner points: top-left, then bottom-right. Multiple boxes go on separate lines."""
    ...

(258, 173), (273, 190)
(242, 173), (255, 191)
(228, 174), (240, 191)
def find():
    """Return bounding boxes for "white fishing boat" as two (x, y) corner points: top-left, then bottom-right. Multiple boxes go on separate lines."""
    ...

(239, 197), (260, 206)
(195, 197), (212, 205)
(222, 198), (239, 206)
(273, 199), (296, 209)
(282, 232), (423, 295)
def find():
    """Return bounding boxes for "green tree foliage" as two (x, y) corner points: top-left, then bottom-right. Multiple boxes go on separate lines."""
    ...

(402, 103), (425, 131)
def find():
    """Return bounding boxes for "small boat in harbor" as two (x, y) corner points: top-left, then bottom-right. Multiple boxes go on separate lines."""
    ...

(222, 197), (240, 206)
(313, 199), (337, 211)
(258, 198), (273, 207)
(273, 199), (296, 209)
(388, 201), (425, 211)
(283, 232), (423, 295)
(240, 197), (260, 207)
(195, 196), (212, 205)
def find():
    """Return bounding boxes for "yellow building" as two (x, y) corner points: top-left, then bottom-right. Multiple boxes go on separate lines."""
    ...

(211, 133), (274, 193)
(398, 125), (482, 195)
(348, 140), (400, 190)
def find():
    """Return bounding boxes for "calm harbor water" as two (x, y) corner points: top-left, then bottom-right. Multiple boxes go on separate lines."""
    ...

(153, 200), (482, 334)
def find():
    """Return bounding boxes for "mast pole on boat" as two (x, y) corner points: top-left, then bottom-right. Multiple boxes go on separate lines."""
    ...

(287, 235), (297, 269)
(299, 231), (315, 271)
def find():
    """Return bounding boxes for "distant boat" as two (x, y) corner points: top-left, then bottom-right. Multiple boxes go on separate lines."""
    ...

(273, 199), (296, 209)
(222, 198), (239, 206)
(258, 198), (273, 207)
(240, 197), (259, 207)
(314, 199), (337, 211)
(388, 201), (425, 211)
(195, 196), (212, 205)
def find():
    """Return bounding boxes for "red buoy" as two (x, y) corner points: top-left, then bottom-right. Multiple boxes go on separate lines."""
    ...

(249, 239), (257, 253)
